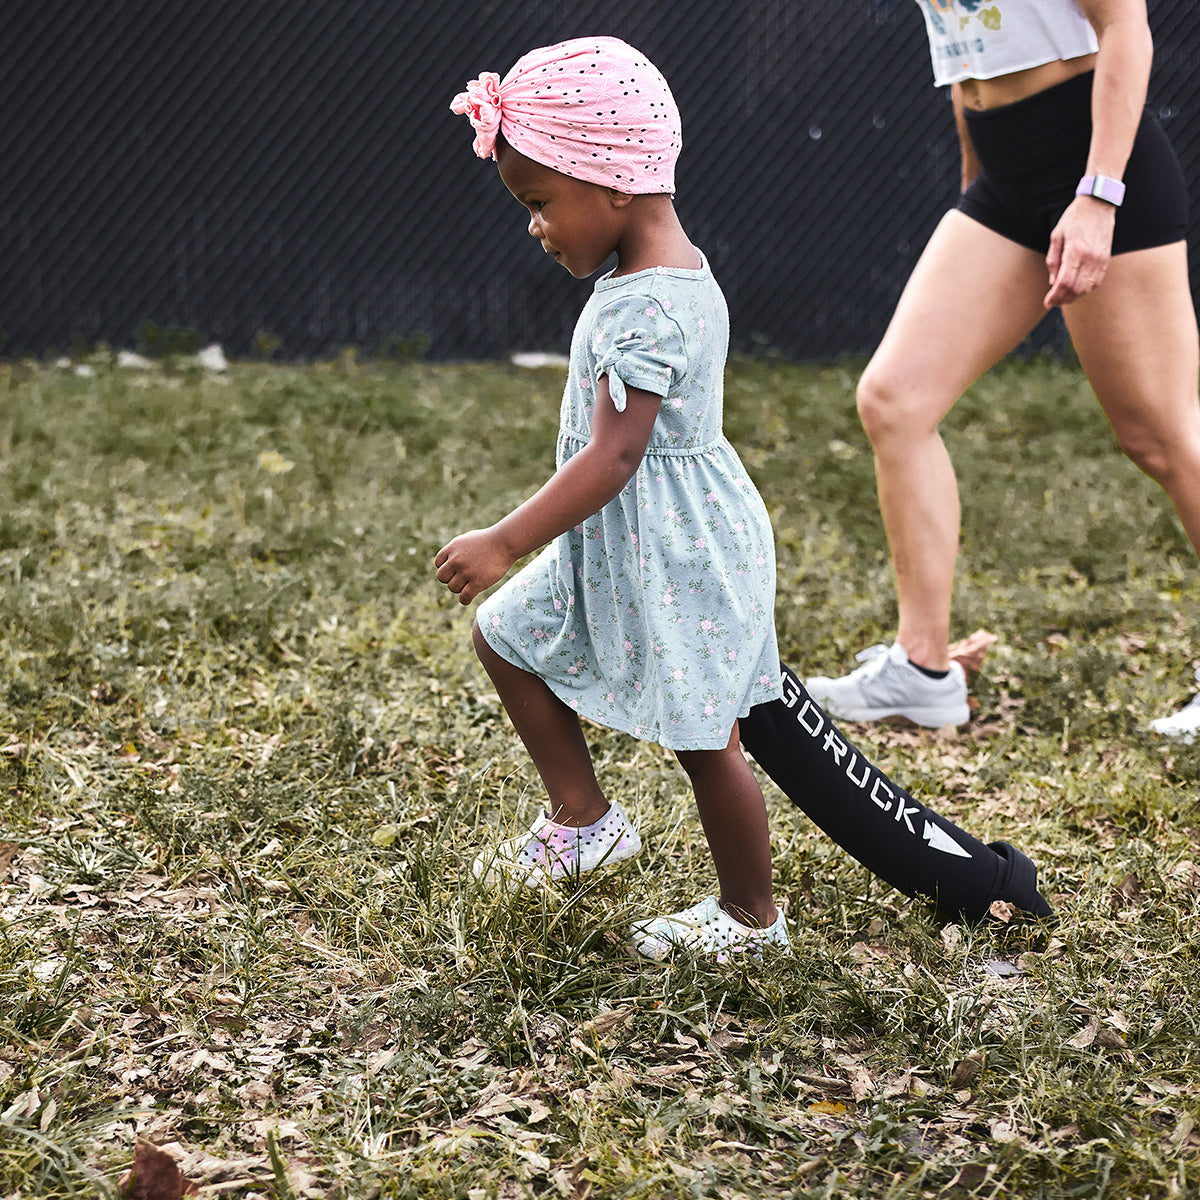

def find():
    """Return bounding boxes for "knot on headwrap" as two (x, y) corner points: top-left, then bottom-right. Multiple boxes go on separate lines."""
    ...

(450, 36), (682, 194)
(450, 71), (503, 159)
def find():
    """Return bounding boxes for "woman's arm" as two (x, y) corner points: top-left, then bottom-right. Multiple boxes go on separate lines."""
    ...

(1043, 0), (1153, 307)
(951, 83), (981, 194)
(435, 375), (661, 604)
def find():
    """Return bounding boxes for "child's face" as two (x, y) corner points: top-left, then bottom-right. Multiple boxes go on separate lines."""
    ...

(496, 143), (631, 278)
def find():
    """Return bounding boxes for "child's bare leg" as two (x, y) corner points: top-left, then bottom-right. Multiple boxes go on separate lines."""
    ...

(473, 621), (609, 826)
(676, 723), (776, 929)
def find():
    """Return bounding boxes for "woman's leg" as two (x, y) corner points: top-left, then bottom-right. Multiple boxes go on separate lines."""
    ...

(676, 723), (776, 929)
(472, 620), (609, 826)
(1064, 241), (1200, 729)
(856, 211), (1051, 669)
(1063, 241), (1200, 554)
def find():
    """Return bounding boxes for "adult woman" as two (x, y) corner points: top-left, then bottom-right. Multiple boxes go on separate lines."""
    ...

(805, 0), (1200, 739)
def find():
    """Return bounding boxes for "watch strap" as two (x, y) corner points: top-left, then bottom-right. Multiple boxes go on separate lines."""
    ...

(1076, 173), (1126, 207)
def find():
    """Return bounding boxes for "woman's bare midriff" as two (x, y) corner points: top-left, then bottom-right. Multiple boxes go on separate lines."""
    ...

(958, 54), (1097, 110)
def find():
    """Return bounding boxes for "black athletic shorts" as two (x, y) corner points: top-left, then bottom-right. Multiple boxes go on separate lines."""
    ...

(958, 70), (1188, 255)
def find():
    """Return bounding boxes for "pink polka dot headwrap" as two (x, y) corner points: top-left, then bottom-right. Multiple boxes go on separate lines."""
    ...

(450, 36), (682, 194)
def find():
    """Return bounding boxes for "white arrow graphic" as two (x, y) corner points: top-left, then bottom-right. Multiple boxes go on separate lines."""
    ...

(923, 820), (972, 858)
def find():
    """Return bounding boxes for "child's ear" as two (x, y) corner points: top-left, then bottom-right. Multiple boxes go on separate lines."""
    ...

(608, 189), (635, 209)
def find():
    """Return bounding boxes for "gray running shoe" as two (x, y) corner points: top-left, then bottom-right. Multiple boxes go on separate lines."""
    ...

(805, 642), (969, 727)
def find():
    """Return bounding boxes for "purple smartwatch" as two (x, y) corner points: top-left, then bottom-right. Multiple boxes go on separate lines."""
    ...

(1075, 174), (1126, 207)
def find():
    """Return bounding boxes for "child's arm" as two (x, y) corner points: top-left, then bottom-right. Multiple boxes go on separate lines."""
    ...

(436, 376), (661, 604)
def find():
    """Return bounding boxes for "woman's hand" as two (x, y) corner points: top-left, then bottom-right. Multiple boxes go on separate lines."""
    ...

(435, 527), (515, 605)
(1043, 195), (1118, 307)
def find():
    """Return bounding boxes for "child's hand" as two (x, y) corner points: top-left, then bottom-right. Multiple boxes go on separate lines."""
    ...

(435, 528), (515, 605)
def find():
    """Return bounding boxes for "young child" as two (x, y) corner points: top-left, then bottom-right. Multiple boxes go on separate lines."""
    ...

(437, 36), (788, 959)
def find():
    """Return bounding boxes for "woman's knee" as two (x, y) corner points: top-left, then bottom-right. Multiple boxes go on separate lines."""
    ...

(1111, 417), (1199, 484)
(856, 361), (940, 446)
(1115, 429), (1167, 479)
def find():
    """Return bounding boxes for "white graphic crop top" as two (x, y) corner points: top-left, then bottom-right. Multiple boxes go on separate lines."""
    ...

(915, 0), (1099, 87)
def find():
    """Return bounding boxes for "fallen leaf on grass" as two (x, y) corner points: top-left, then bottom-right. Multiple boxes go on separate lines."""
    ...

(1116, 632), (1147, 657)
(949, 1163), (989, 1189)
(258, 450), (295, 474)
(940, 924), (963, 954)
(1171, 1116), (1196, 1153)
(990, 1120), (1017, 1143)
(580, 1006), (631, 1037)
(846, 1066), (875, 1102)
(708, 1026), (746, 1053)
(1111, 873), (1143, 908)
(371, 823), (404, 847)
(881, 1071), (914, 1100)
(1069, 1017), (1100, 1049)
(949, 1055), (984, 1090)
(948, 630), (997, 675)
(983, 959), (1023, 978)
(119, 1142), (199, 1199)
(251, 1117), (306, 1142)
(645, 1060), (700, 1079)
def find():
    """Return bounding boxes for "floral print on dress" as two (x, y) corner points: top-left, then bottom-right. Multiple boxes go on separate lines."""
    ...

(478, 253), (781, 751)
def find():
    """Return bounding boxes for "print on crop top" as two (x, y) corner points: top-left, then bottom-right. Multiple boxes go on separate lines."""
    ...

(916, 0), (1098, 87)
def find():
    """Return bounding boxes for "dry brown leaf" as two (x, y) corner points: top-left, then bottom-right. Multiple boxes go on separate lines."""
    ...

(645, 1060), (699, 1079)
(1116, 632), (1148, 657)
(796, 1072), (851, 1093)
(118, 1142), (199, 1199)
(1106, 1011), (1131, 1033)
(949, 1163), (989, 1189)
(948, 630), (998, 675)
(846, 1067), (875, 1102)
(989, 1119), (1021, 1144)
(807, 1100), (849, 1116)
(1171, 1116), (1196, 1152)
(1069, 1017), (1100, 1049)
(471, 1091), (518, 1121)
(708, 1028), (746, 1053)
(949, 1055), (984, 1090)
(580, 1007), (632, 1037)
(1170, 860), (1200, 893)
(1113, 873), (1142, 903)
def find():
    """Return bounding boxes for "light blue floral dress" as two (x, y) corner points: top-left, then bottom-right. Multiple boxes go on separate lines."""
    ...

(478, 254), (781, 751)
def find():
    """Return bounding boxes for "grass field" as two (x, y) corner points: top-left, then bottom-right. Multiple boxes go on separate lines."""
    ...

(1, 351), (1198, 1198)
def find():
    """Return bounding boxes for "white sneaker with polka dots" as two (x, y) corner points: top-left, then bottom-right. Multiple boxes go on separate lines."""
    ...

(630, 895), (791, 961)
(472, 800), (642, 887)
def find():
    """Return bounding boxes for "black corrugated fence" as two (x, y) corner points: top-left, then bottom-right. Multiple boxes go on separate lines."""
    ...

(1, 1), (1196, 361)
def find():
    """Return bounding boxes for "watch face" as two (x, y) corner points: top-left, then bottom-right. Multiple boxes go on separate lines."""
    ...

(1096, 176), (1125, 205)
(1078, 174), (1125, 206)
